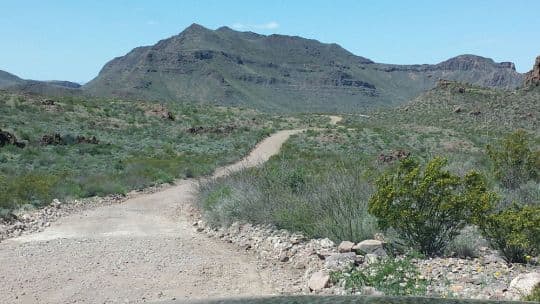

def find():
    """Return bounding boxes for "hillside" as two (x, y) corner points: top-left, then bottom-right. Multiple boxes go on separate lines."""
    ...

(0, 70), (24, 88)
(84, 24), (523, 112)
(0, 70), (82, 96)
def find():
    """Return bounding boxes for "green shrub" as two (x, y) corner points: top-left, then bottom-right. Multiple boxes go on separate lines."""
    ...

(368, 157), (497, 255)
(524, 283), (540, 302)
(487, 130), (539, 189)
(477, 204), (540, 263)
(0, 173), (58, 212)
(332, 255), (427, 296)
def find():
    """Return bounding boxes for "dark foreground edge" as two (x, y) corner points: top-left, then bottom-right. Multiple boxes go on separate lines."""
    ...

(161, 295), (532, 304)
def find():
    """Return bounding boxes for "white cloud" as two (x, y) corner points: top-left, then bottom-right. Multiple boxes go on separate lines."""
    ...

(231, 21), (279, 31)
(258, 21), (279, 30)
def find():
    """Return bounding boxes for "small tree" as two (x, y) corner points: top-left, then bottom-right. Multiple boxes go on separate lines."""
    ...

(487, 130), (539, 189)
(369, 157), (497, 255)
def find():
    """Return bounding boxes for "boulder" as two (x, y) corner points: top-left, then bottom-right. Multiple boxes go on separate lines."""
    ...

(337, 241), (355, 253)
(308, 271), (330, 291)
(324, 252), (359, 270)
(319, 238), (335, 248)
(0, 129), (25, 148)
(364, 253), (379, 264)
(509, 272), (540, 296)
(353, 239), (386, 256)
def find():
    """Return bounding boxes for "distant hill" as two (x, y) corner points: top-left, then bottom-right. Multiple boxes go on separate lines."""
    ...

(0, 69), (81, 96)
(0, 70), (25, 88)
(84, 23), (523, 112)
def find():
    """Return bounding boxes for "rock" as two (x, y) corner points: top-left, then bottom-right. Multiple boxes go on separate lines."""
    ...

(40, 133), (65, 145)
(279, 253), (289, 262)
(524, 56), (540, 86)
(509, 272), (540, 296)
(324, 252), (357, 270)
(0, 129), (25, 148)
(450, 284), (464, 293)
(51, 199), (62, 208)
(453, 106), (462, 113)
(364, 253), (379, 264)
(361, 286), (384, 296)
(353, 239), (385, 256)
(293, 261), (306, 269)
(308, 271), (330, 291)
(337, 241), (355, 253)
(319, 238), (335, 248)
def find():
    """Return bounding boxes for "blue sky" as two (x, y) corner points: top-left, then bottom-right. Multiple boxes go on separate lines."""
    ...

(1, 0), (539, 83)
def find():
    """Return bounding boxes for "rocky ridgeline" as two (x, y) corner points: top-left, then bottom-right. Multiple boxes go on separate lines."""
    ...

(194, 220), (540, 300)
(524, 55), (540, 87)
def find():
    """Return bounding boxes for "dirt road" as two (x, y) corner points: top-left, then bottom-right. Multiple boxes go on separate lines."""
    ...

(0, 130), (309, 303)
(0, 116), (341, 303)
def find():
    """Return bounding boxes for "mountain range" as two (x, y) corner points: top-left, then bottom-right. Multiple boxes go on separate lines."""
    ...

(1, 24), (529, 112)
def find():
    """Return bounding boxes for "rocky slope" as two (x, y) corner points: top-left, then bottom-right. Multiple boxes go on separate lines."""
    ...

(84, 24), (523, 112)
(524, 55), (540, 86)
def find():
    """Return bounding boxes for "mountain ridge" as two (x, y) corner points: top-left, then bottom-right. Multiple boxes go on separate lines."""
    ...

(0, 70), (82, 96)
(83, 23), (523, 112)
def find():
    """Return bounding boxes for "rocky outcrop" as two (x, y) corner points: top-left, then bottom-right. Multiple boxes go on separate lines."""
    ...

(524, 56), (540, 86)
(40, 133), (100, 145)
(0, 129), (25, 148)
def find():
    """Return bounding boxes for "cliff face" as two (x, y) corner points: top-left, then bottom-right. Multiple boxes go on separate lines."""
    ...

(524, 56), (540, 86)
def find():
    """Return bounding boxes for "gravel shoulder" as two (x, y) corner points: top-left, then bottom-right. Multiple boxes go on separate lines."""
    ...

(0, 129), (306, 303)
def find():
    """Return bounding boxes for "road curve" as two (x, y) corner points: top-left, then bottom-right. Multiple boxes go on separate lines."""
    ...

(0, 116), (341, 303)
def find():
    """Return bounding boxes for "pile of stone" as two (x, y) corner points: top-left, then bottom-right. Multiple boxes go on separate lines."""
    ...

(194, 219), (540, 300)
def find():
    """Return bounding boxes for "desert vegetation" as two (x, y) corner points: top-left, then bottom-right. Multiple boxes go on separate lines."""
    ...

(0, 91), (329, 215)
(199, 84), (540, 297)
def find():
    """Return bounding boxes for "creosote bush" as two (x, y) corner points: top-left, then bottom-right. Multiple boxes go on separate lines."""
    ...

(368, 157), (497, 256)
(477, 204), (540, 263)
(487, 130), (539, 189)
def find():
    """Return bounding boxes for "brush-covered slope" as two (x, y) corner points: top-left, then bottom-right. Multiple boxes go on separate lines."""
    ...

(0, 69), (82, 96)
(0, 70), (25, 88)
(374, 80), (539, 136)
(84, 24), (523, 112)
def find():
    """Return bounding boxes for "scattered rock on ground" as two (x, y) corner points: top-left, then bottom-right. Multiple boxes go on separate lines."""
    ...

(308, 271), (330, 291)
(337, 241), (355, 253)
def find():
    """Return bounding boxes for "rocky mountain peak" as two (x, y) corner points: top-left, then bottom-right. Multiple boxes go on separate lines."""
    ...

(524, 55), (540, 86)
(436, 55), (517, 71)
